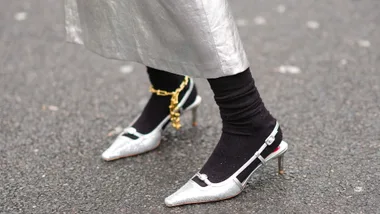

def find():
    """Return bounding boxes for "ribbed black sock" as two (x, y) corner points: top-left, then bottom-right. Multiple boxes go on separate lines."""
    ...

(193, 68), (282, 185)
(130, 67), (197, 134)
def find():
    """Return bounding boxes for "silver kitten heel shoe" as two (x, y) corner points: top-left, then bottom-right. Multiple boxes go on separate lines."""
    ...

(165, 122), (288, 207)
(102, 78), (202, 161)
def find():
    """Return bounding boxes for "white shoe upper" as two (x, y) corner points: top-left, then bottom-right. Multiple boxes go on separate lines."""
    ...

(101, 126), (164, 161)
(165, 174), (242, 207)
(165, 123), (288, 207)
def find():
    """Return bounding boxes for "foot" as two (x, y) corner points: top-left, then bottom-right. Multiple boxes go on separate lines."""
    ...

(197, 119), (282, 184)
(101, 78), (200, 161)
(165, 121), (286, 207)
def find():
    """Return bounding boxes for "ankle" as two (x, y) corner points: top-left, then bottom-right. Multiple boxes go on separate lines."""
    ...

(221, 111), (276, 136)
(131, 77), (197, 133)
(147, 67), (185, 91)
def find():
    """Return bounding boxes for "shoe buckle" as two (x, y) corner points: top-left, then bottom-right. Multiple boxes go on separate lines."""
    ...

(125, 127), (137, 135)
(198, 174), (208, 181)
(265, 135), (275, 145)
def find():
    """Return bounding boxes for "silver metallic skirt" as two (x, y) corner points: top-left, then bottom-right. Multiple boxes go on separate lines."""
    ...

(65, 0), (249, 78)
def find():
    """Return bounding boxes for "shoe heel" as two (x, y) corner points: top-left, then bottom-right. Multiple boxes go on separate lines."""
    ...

(278, 155), (285, 175)
(191, 106), (198, 127)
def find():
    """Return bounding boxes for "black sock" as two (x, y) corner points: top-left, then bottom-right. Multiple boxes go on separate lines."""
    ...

(194, 68), (282, 184)
(130, 67), (197, 134)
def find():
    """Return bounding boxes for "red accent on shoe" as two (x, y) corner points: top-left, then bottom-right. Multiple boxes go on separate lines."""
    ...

(273, 146), (280, 153)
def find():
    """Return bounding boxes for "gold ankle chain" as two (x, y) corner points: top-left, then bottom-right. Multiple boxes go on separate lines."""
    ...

(149, 76), (190, 130)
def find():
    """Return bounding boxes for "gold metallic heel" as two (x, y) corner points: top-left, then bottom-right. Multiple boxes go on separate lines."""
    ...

(278, 155), (285, 175)
(191, 106), (198, 127)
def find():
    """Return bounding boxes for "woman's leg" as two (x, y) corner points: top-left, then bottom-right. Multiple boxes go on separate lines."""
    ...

(165, 68), (285, 206)
(199, 68), (282, 182)
(132, 67), (197, 134)
(101, 67), (199, 161)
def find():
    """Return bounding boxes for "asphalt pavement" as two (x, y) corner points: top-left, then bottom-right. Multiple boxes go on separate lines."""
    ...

(1, 0), (379, 213)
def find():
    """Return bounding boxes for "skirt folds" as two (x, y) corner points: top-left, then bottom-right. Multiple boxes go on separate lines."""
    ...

(64, 0), (249, 78)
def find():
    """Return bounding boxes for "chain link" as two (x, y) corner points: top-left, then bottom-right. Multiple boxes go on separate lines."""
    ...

(149, 76), (189, 130)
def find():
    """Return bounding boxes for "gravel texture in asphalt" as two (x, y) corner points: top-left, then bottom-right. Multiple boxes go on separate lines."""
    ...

(1, 0), (379, 213)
